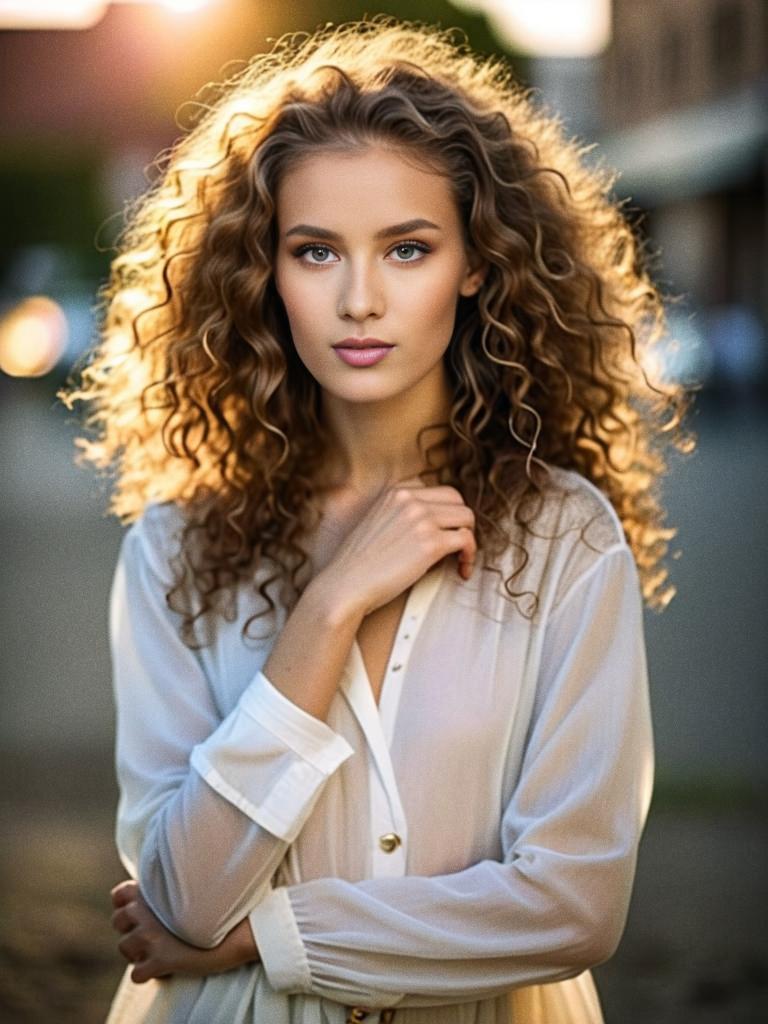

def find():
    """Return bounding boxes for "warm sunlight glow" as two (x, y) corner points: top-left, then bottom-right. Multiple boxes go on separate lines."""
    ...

(0, 1), (107, 30)
(0, 0), (215, 29)
(0, 297), (68, 378)
(155, 0), (211, 11)
(451, 0), (611, 56)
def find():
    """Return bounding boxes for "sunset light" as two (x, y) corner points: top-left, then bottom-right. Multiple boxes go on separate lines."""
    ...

(0, 0), (215, 30)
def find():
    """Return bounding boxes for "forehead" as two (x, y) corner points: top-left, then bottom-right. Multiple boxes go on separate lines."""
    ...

(275, 146), (459, 230)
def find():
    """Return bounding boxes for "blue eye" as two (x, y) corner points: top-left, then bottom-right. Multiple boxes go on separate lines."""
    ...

(294, 244), (336, 264)
(390, 242), (430, 262)
(292, 240), (431, 265)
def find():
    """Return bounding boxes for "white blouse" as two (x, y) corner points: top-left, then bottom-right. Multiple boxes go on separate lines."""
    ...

(104, 466), (654, 1024)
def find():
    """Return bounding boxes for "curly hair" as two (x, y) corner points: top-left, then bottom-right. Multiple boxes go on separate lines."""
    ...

(59, 14), (695, 646)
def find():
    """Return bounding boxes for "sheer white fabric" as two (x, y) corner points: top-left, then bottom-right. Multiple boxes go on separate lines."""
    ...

(105, 466), (654, 1024)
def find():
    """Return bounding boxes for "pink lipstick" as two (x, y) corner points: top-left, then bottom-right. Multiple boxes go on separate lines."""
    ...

(332, 337), (394, 367)
(333, 346), (393, 367)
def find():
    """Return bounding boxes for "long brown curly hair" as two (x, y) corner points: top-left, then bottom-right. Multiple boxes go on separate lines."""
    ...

(59, 15), (695, 646)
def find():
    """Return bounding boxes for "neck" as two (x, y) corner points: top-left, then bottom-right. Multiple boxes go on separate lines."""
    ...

(317, 369), (452, 498)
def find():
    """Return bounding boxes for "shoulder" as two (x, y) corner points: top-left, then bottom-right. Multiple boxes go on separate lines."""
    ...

(121, 501), (189, 585)
(533, 465), (627, 552)
(495, 464), (633, 622)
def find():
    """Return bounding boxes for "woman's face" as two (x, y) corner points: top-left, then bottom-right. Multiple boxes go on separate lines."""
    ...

(273, 144), (484, 407)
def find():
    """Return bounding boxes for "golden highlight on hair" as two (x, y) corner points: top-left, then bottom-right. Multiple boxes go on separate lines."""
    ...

(59, 15), (696, 645)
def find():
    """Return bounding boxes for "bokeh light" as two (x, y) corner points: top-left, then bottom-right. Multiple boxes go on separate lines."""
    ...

(0, 296), (68, 378)
(0, 0), (215, 30)
(156, 0), (212, 12)
(452, 0), (611, 56)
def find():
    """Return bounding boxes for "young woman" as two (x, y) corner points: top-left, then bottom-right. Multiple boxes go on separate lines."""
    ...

(60, 15), (694, 1024)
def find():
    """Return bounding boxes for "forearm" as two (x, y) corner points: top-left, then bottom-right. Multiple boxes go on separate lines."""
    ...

(218, 917), (260, 969)
(138, 771), (290, 947)
(126, 579), (361, 946)
(111, 880), (261, 983)
(251, 852), (633, 1008)
(262, 571), (364, 722)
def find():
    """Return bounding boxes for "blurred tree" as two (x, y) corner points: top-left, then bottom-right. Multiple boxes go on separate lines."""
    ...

(0, 146), (108, 281)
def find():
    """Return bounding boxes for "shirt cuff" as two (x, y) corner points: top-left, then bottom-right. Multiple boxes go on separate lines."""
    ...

(249, 886), (312, 992)
(190, 670), (355, 842)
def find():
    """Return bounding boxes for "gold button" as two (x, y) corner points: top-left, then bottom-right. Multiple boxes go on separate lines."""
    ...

(346, 1009), (370, 1023)
(378, 832), (402, 853)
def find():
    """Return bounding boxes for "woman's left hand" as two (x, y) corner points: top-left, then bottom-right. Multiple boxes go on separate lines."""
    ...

(110, 880), (260, 983)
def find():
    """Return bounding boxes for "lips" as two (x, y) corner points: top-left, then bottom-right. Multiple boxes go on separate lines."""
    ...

(332, 337), (394, 349)
(333, 345), (394, 367)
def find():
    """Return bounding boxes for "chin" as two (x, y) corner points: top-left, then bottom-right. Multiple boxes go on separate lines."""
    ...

(320, 377), (408, 404)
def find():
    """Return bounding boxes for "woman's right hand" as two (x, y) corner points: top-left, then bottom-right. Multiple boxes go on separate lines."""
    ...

(316, 481), (477, 618)
(110, 880), (260, 983)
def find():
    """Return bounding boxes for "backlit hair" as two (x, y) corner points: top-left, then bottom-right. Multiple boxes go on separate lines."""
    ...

(60, 15), (696, 645)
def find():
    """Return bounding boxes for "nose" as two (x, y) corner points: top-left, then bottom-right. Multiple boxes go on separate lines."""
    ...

(336, 257), (385, 321)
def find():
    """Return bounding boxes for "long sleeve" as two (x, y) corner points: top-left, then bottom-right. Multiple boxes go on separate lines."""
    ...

(249, 544), (654, 1008)
(110, 510), (354, 947)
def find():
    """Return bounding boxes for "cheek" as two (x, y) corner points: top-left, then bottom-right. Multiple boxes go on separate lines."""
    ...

(274, 273), (328, 368)
(409, 270), (463, 332)
(274, 270), (317, 332)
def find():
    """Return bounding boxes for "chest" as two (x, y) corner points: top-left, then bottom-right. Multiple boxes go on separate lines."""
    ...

(204, 522), (535, 830)
(356, 590), (410, 706)
(299, 499), (411, 706)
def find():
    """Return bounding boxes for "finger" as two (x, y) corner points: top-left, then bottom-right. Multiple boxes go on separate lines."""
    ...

(131, 963), (152, 984)
(458, 554), (476, 580)
(131, 960), (172, 984)
(428, 503), (476, 531)
(425, 506), (476, 572)
(110, 906), (137, 934)
(111, 880), (139, 907)
(441, 525), (477, 565)
(118, 933), (147, 964)
(407, 485), (466, 505)
(131, 964), (153, 984)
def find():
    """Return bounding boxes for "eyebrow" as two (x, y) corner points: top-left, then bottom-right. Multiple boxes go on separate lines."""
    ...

(284, 218), (441, 241)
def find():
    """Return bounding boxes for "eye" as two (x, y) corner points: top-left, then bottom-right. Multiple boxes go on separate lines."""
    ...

(293, 244), (339, 265)
(388, 241), (431, 262)
(291, 240), (431, 266)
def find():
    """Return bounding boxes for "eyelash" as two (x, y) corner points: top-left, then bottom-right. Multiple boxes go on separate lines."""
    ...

(292, 240), (432, 265)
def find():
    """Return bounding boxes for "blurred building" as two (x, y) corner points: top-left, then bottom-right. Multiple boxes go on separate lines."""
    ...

(600, 0), (768, 395)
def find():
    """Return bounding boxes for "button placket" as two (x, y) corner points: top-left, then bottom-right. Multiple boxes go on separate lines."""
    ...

(377, 560), (444, 749)
(376, 611), (422, 748)
(341, 560), (444, 880)
(370, 766), (406, 877)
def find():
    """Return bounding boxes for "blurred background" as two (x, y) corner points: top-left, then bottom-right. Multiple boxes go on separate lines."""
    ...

(0, 0), (766, 1021)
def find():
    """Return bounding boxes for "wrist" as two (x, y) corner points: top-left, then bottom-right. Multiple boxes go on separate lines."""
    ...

(221, 919), (260, 970)
(303, 570), (365, 631)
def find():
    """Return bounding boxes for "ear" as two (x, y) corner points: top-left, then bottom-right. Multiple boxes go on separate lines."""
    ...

(458, 255), (488, 298)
